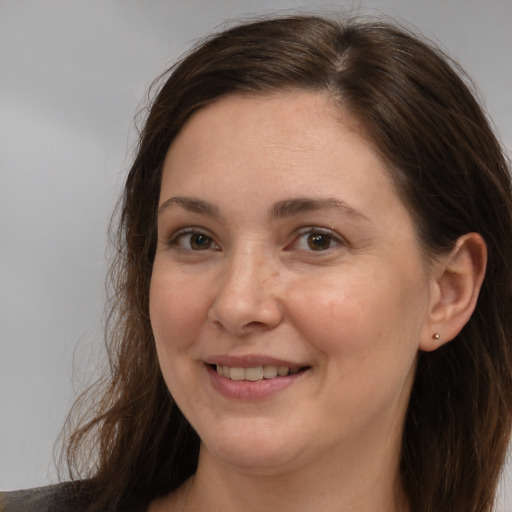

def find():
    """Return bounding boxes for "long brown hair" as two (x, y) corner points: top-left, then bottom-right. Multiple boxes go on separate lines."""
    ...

(63, 15), (512, 512)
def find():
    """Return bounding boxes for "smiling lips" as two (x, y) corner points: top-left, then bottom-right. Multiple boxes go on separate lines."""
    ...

(216, 364), (301, 381)
(206, 360), (309, 399)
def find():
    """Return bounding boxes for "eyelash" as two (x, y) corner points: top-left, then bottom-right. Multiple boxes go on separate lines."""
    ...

(288, 228), (345, 252)
(167, 227), (345, 253)
(168, 228), (220, 251)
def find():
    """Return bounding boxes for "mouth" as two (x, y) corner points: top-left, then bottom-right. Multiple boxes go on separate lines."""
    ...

(209, 364), (310, 382)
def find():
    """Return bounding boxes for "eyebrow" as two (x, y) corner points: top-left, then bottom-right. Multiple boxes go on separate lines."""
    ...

(268, 197), (371, 223)
(158, 195), (370, 223)
(158, 196), (221, 218)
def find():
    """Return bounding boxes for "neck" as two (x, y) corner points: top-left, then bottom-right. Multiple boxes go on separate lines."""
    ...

(178, 437), (408, 512)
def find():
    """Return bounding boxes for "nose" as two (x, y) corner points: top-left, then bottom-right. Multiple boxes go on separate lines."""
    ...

(208, 249), (283, 335)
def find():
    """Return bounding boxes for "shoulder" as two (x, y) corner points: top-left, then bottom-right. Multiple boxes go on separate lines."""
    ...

(0, 482), (149, 512)
(0, 483), (82, 512)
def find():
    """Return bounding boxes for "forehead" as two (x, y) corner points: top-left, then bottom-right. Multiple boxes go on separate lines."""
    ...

(163, 91), (381, 181)
(160, 91), (410, 227)
(169, 91), (358, 150)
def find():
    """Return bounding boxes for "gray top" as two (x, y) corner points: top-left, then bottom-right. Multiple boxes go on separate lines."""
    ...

(0, 483), (147, 512)
(0, 485), (76, 512)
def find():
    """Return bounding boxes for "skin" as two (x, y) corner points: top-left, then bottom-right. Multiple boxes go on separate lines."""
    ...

(148, 91), (484, 512)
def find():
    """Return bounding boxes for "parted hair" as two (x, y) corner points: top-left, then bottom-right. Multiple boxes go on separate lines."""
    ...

(63, 14), (512, 512)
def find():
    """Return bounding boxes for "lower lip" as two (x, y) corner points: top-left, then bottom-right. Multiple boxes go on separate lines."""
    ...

(205, 364), (307, 400)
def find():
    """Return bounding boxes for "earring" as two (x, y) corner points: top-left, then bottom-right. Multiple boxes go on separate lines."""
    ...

(432, 333), (441, 341)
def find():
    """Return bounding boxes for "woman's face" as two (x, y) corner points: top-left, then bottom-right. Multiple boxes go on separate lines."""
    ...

(150, 92), (436, 475)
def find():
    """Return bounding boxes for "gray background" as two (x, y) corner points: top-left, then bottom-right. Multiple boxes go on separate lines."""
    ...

(1, 0), (511, 508)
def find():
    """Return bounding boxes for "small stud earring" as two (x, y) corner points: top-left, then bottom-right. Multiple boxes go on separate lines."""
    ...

(432, 333), (441, 341)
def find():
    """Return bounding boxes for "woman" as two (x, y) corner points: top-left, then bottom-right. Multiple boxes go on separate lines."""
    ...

(2, 14), (511, 512)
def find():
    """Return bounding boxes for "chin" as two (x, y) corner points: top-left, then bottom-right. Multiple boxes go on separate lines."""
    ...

(198, 424), (309, 474)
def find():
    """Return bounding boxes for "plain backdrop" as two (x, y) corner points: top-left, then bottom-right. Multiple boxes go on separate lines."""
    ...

(1, 0), (511, 508)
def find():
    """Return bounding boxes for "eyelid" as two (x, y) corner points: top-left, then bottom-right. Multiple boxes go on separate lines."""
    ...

(167, 227), (221, 250)
(287, 226), (347, 251)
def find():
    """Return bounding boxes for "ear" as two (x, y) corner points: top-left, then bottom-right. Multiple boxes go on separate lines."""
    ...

(420, 233), (487, 352)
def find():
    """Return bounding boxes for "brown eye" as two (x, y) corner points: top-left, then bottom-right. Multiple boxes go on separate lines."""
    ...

(288, 229), (344, 252)
(189, 233), (213, 250)
(171, 231), (219, 251)
(307, 233), (333, 251)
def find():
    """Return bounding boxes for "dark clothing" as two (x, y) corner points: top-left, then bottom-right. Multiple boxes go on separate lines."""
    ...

(0, 484), (80, 512)
(0, 483), (148, 512)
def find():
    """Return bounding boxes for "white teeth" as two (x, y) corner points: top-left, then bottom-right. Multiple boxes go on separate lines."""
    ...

(230, 367), (245, 381)
(263, 365), (278, 378)
(215, 364), (301, 381)
(245, 366), (264, 381)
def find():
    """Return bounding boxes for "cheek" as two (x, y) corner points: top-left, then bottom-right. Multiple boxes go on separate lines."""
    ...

(149, 267), (210, 363)
(287, 266), (426, 373)
(149, 271), (211, 411)
(290, 272), (424, 425)
(286, 272), (383, 353)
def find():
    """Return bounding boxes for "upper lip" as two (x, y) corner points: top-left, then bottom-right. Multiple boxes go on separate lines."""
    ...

(205, 354), (307, 369)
